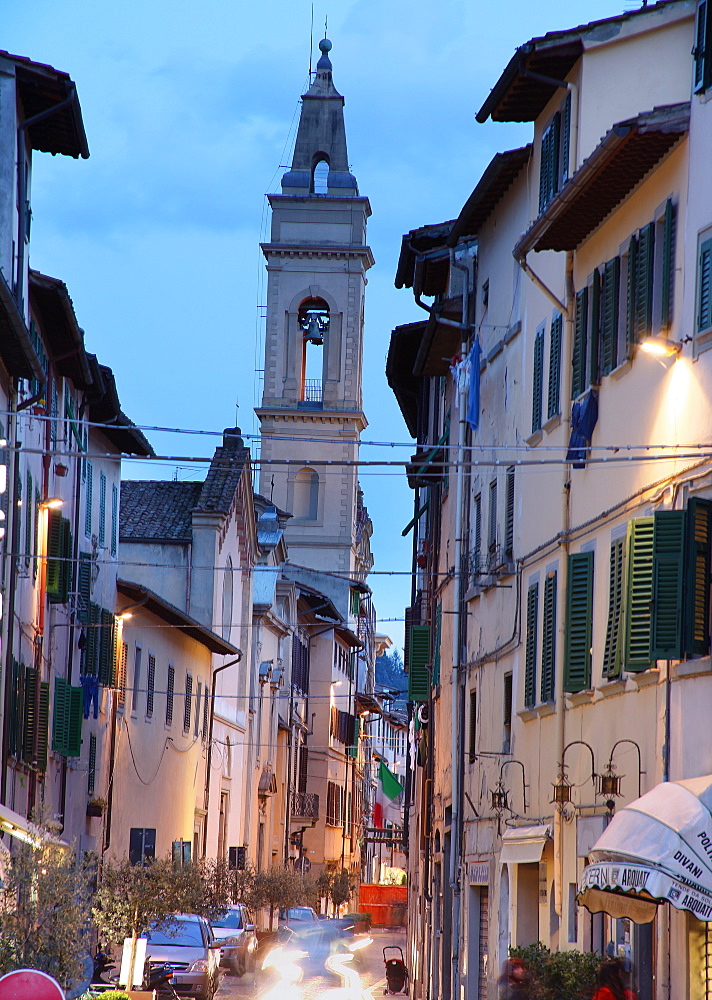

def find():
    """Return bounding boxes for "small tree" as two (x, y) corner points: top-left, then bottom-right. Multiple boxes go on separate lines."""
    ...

(251, 865), (309, 930)
(0, 839), (93, 988)
(316, 867), (356, 915)
(93, 856), (230, 988)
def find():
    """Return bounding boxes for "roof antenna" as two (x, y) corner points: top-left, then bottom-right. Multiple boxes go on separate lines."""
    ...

(270, 475), (275, 502)
(235, 395), (239, 427)
(309, 4), (314, 76)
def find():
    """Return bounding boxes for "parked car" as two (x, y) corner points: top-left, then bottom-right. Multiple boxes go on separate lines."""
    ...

(143, 913), (221, 999)
(279, 906), (319, 926)
(209, 904), (257, 976)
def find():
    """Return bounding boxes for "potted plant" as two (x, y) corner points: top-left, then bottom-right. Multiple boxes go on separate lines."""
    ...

(86, 796), (107, 818)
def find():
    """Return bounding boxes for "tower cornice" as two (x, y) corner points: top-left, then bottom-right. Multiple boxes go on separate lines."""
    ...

(260, 243), (375, 268)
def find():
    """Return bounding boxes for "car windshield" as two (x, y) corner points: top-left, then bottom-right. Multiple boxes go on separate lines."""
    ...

(146, 920), (204, 947)
(211, 910), (243, 930)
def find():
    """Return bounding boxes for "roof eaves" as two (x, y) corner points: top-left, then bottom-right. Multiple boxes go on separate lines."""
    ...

(0, 269), (44, 382)
(513, 102), (690, 257)
(29, 270), (93, 388)
(448, 145), (532, 246)
(117, 579), (239, 655)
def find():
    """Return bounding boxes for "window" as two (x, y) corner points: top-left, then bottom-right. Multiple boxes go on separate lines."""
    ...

(51, 677), (82, 757)
(202, 685), (209, 743)
(697, 233), (712, 336)
(541, 571), (557, 702)
(222, 558), (233, 639)
(503, 673), (512, 754)
(590, 258), (620, 383)
(312, 158), (329, 194)
(7, 661), (49, 770)
(571, 288), (588, 399)
(547, 312), (562, 420)
(294, 468), (319, 519)
(24, 468), (32, 567)
(299, 297), (329, 403)
(146, 654), (156, 718)
(563, 551), (594, 693)
(166, 664), (175, 725)
(472, 492), (482, 575)
(531, 326), (544, 433)
(98, 471), (107, 547)
(694, 1), (712, 92)
(85, 462), (93, 537)
(46, 511), (71, 605)
(538, 91), (571, 214)
(624, 518), (655, 671)
(326, 781), (344, 826)
(524, 583), (539, 708)
(88, 733), (96, 795)
(488, 479), (497, 553)
(132, 646), (142, 714)
(99, 609), (117, 686)
(129, 827), (156, 865)
(117, 641), (128, 712)
(194, 681), (202, 737)
(505, 468), (515, 559)
(184, 673), (193, 732)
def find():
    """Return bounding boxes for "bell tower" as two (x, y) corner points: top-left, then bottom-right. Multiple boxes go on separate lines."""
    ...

(256, 39), (373, 577)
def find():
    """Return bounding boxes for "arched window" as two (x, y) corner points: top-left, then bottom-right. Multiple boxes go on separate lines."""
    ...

(312, 158), (329, 194)
(298, 297), (329, 403)
(222, 557), (233, 640)
(293, 468), (319, 520)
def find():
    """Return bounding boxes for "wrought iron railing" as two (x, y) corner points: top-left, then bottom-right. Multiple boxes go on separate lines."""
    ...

(303, 380), (323, 403)
(292, 791), (319, 820)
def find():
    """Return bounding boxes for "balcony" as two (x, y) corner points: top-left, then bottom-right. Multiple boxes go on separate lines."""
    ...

(299, 380), (324, 409)
(292, 791), (319, 822)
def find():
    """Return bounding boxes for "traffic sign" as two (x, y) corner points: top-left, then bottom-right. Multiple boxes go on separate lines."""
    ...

(0, 969), (65, 999)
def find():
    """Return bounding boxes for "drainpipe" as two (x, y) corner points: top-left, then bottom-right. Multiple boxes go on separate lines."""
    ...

(1, 391), (20, 805)
(204, 653), (242, 858)
(449, 246), (470, 1000)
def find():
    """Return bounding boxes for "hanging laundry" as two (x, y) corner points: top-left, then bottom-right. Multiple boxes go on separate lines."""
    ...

(80, 673), (100, 720)
(566, 389), (599, 469)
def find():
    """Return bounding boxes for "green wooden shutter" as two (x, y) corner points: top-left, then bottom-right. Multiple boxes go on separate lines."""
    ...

(78, 552), (92, 623)
(408, 624), (431, 702)
(684, 498), (712, 657)
(626, 236), (638, 356)
(572, 288), (588, 399)
(46, 508), (63, 600)
(85, 602), (100, 676)
(661, 200), (675, 330)
(505, 468), (515, 558)
(347, 718), (360, 760)
(694, 0), (710, 91)
(524, 583), (539, 708)
(624, 517), (655, 671)
(99, 608), (116, 685)
(59, 518), (72, 603)
(635, 223), (654, 341)
(432, 603), (442, 686)
(37, 681), (49, 772)
(22, 666), (37, 765)
(25, 469), (32, 566)
(111, 483), (118, 556)
(85, 462), (93, 537)
(559, 91), (571, 186)
(67, 685), (83, 757)
(651, 510), (686, 660)
(8, 660), (21, 759)
(52, 677), (70, 755)
(602, 538), (625, 678)
(539, 123), (553, 214)
(532, 330), (544, 433)
(33, 488), (40, 582)
(589, 270), (601, 385)
(541, 572), (557, 702)
(564, 551), (593, 693)
(547, 313), (562, 419)
(601, 257), (620, 376)
(698, 238), (712, 333)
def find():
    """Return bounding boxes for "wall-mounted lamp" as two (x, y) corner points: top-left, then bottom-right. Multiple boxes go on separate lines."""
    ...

(597, 739), (644, 810)
(331, 679), (343, 688)
(552, 740), (597, 811)
(491, 780), (509, 813)
(117, 612), (133, 622)
(40, 497), (63, 509)
(639, 334), (692, 358)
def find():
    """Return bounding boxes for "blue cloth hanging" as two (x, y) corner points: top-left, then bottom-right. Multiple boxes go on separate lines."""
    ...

(80, 673), (100, 720)
(467, 338), (482, 432)
(566, 389), (599, 469)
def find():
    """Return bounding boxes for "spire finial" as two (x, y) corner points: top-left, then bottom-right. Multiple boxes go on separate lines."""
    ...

(317, 35), (332, 71)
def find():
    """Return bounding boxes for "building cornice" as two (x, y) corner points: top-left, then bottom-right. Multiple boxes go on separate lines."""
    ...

(261, 243), (375, 268)
(255, 407), (367, 431)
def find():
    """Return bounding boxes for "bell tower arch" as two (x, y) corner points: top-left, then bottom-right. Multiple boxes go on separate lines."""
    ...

(256, 39), (373, 577)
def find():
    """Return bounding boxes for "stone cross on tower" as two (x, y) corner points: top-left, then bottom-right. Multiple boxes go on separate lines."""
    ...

(256, 39), (374, 578)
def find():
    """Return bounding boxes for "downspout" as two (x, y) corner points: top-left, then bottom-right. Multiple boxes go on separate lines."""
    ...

(1, 391), (20, 805)
(204, 652), (242, 858)
(449, 246), (470, 1000)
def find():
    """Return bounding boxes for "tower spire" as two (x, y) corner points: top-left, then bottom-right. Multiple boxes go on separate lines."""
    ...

(281, 37), (358, 197)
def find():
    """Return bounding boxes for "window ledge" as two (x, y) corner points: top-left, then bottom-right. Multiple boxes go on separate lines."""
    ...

(630, 668), (660, 687)
(566, 688), (595, 706)
(694, 328), (712, 357)
(610, 359), (632, 381)
(517, 708), (537, 722)
(487, 340), (504, 364)
(464, 585), (482, 602)
(504, 321), (521, 345)
(534, 700), (556, 717)
(596, 679), (627, 698)
(675, 656), (711, 678)
(526, 430), (543, 448)
(543, 413), (561, 434)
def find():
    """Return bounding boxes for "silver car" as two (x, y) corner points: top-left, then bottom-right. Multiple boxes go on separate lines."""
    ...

(144, 913), (221, 999)
(209, 904), (257, 976)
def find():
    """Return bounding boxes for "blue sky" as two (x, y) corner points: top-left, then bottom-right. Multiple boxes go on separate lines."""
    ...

(5, 0), (629, 648)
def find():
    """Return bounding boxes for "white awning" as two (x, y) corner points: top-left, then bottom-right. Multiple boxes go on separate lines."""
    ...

(0, 803), (68, 848)
(578, 775), (712, 923)
(500, 824), (552, 864)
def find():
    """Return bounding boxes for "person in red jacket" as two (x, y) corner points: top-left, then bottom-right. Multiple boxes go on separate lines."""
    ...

(592, 959), (636, 1000)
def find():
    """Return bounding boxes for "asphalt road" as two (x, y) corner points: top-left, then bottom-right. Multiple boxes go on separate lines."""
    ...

(215, 927), (408, 1000)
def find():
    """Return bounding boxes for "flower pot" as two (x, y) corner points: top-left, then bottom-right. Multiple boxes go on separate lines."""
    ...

(86, 802), (104, 818)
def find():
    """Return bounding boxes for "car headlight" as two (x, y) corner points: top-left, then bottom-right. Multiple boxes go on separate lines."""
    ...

(189, 959), (209, 973)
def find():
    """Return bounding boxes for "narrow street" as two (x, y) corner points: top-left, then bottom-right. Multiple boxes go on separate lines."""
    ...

(215, 928), (407, 1000)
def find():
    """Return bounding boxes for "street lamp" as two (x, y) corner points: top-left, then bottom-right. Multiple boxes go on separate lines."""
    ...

(552, 740), (597, 811)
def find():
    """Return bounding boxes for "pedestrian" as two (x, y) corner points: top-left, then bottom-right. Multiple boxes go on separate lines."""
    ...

(592, 958), (636, 1000)
(499, 957), (531, 999)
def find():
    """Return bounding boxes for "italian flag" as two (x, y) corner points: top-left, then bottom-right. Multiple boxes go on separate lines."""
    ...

(373, 760), (404, 829)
